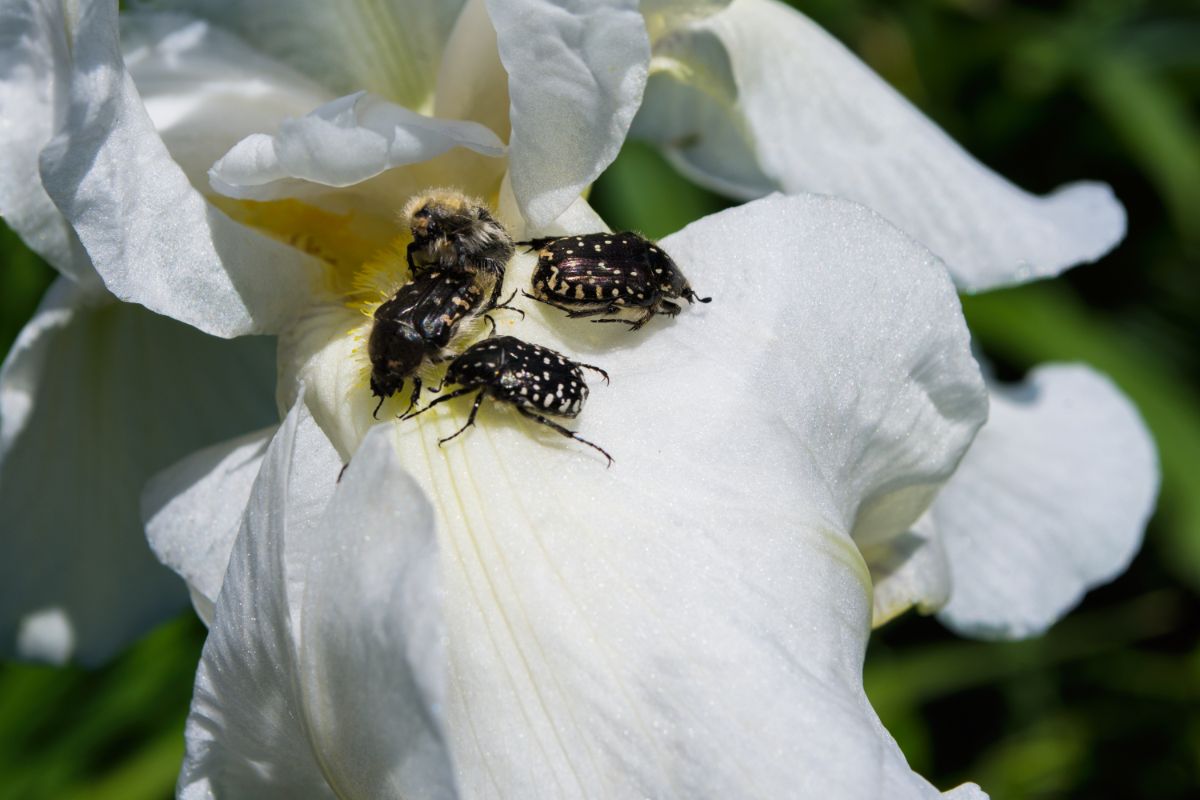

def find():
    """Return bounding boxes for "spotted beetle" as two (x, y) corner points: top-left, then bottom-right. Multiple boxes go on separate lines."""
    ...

(412, 335), (614, 466)
(521, 231), (710, 331)
(368, 269), (490, 418)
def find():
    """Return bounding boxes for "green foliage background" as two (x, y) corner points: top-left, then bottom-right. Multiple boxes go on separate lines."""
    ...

(1, 0), (1196, 797)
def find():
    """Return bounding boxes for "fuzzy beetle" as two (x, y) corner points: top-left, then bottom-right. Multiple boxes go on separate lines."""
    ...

(521, 231), (710, 330)
(403, 189), (515, 309)
(412, 335), (614, 466)
(368, 269), (490, 418)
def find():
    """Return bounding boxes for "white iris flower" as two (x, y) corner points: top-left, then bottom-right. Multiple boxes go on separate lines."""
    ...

(0, 0), (1156, 797)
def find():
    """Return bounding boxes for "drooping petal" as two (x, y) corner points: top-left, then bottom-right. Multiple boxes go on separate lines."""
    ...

(634, 0), (1126, 291)
(0, 0), (97, 286)
(298, 426), (456, 800)
(149, 0), (467, 113)
(142, 425), (275, 625)
(486, 0), (650, 226)
(427, 194), (985, 796)
(179, 403), (454, 799)
(179, 403), (341, 800)
(209, 91), (506, 202)
(290, 193), (986, 794)
(935, 365), (1158, 639)
(121, 11), (334, 188)
(0, 278), (277, 665)
(38, 0), (324, 337)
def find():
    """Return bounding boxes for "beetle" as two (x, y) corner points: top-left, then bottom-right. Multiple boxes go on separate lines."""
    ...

(368, 268), (490, 418)
(411, 335), (614, 466)
(403, 189), (515, 309)
(521, 231), (710, 330)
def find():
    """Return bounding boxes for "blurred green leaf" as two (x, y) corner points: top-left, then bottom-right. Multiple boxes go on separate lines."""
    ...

(590, 141), (731, 239)
(0, 616), (203, 800)
(966, 715), (1089, 799)
(0, 223), (56, 354)
(1085, 54), (1200, 245)
(865, 591), (1184, 718)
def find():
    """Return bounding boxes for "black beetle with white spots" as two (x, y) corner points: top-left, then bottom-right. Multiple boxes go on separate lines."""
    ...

(410, 336), (614, 467)
(521, 231), (710, 331)
(369, 192), (713, 466)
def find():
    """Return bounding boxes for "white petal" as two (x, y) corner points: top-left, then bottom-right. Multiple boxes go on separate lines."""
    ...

(867, 513), (951, 628)
(641, 0), (733, 35)
(636, 0), (1125, 290)
(420, 194), (984, 795)
(0, 277), (278, 664)
(282, 193), (984, 793)
(37, 0), (324, 337)
(486, 0), (650, 225)
(121, 11), (334, 188)
(179, 403), (340, 800)
(157, 0), (467, 112)
(434, 0), (510, 140)
(936, 365), (1158, 639)
(209, 91), (505, 202)
(180, 403), (454, 798)
(142, 425), (275, 624)
(0, 0), (97, 285)
(298, 426), (456, 799)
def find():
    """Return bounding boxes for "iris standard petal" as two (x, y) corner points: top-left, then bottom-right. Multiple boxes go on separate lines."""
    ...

(486, 0), (650, 226)
(209, 91), (506, 202)
(634, 0), (1126, 291)
(121, 11), (334, 187)
(0, 0), (97, 286)
(434, 0), (510, 141)
(0, 278), (277, 665)
(152, 0), (467, 112)
(935, 364), (1158, 639)
(38, 0), (325, 337)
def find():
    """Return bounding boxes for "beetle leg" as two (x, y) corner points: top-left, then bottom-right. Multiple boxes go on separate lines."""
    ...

(514, 237), (558, 252)
(516, 406), (614, 468)
(492, 289), (525, 318)
(405, 240), (422, 274)
(656, 300), (683, 318)
(565, 306), (617, 319)
(397, 376), (423, 419)
(521, 291), (579, 315)
(406, 384), (475, 420)
(438, 390), (487, 445)
(577, 363), (611, 385)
